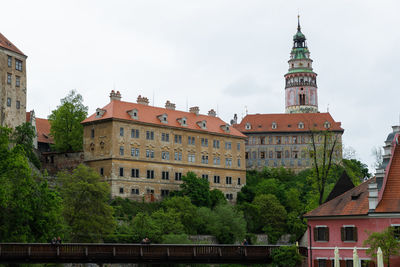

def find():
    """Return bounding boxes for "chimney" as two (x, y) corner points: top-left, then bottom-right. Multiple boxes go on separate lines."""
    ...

(137, 95), (149, 105)
(165, 100), (176, 110)
(208, 109), (216, 117)
(110, 90), (122, 101)
(392, 125), (400, 133)
(189, 106), (199, 115)
(368, 182), (379, 212)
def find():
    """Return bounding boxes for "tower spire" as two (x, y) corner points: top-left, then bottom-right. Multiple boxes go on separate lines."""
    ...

(297, 14), (301, 31)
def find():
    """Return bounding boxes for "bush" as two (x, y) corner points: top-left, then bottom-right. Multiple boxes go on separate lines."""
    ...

(271, 246), (302, 267)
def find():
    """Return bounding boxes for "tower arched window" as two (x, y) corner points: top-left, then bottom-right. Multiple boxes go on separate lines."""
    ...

(299, 88), (306, 105)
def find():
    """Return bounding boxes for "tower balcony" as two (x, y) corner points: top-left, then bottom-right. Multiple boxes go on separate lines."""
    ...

(285, 81), (317, 88)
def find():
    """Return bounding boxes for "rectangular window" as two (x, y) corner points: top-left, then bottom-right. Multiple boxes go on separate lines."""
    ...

(16, 76), (20, 87)
(146, 131), (154, 140)
(119, 146), (124, 156)
(314, 226), (329, 242)
(174, 134), (182, 144)
(341, 226), (357, 242)
(7, 73), (11, 84)
(7, 56), (12, 67)
(120, 127), (124, 136)
(119, 167), (124, 177)
(225, 142), (232, 149)
(188, 154), (195, 163)
(188, 136), (195, 145)
(16, 100), (20, 110)
(214, 175), (220, 184)
(131, 188), (139, 195)
(162, 151), (170, 160)
(269, 151), (274, 158)
(317, 259), (327, 267)
(245, 152), (249, 159)
(100, 167), (104, 176)
(131, 148), (139, 157)
(237, 158), (241, 167)
(238, 177), (241, 185)
(276, 151), (282, 159)
(174, 152), (182, 161)
(175, 172), (182, 181)
(226, 176), (232, 184)
(119, 187), (124, 194)
(201, 138), (208, 147)
(392, 225), (400, 239)
(131, 168), (139, 178)
(345, 260), (353, 267)
(131, 129), (139, 138)
(260, 151), (265, 159)
(226, 193), (233, 200)
(225, 158), (232, 166)
(201, 155), (208, 164)
(213, 140), (220, 148)
(161, 133), (170, 142)
(162, 171), (169, 180)
(146, 149), (154, 158)
(213, 157), (220, 165)
(202, 174), (209, 180)
(161, 189), (170, 197)
(90, 128), (95, 138)
(15, 59), (22, 71)
(276, 137), (281, 144)
(237, 142), (241, 150)
(146, 170), (154, 179)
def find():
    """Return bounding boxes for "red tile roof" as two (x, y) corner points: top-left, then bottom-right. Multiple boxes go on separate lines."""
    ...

(234, 112), (343, 133)
(0, 32), (25, 56)
(304, 178), (373, 218)
(82, 100), (246, 138)
(36, 118), (53, 144)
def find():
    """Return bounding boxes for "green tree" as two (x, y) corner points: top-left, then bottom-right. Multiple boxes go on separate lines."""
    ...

(131, 212), (161, 242)
(58, 164), (115, 242)
(49, 90), (88, 152)
(210, 189), (227, 207)
(12, 122), (41, 168)
(271, 245), (303, 267)
(162, 196), (199, 234)
(252, 194), (287, 244)
(0, 127), (63, 242)
(180, 171), (211, 207)
(364, 227), (400, 267)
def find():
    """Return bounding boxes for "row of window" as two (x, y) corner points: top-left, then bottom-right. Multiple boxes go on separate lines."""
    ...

(5, 97), (21, 109)
(247, 135), (309, 145)
(118, 146), (241, 167)
(6, 73), (21, 87)
(314, 226), (357, 242)
(115, 127), (241, 150)
(7, 56), (23, 71)
(316, 259), (370, 267)
(248, 159), (310, 168)
(113, 167), (241, 185)
(246, 150), (306, 160)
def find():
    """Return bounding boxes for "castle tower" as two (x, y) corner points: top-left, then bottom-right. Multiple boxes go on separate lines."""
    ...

(285, 17), (318, 114)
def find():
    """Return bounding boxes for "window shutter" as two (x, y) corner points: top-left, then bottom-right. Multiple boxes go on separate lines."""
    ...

(341, 227), (345, 241)
(314, 227), (318, 241)
(326, 227), (330, 241)
(313, 260), (318, 267)
(340, 260), (345, 267)
(327, 259), (332, 267)
(354, 227), (358, 241)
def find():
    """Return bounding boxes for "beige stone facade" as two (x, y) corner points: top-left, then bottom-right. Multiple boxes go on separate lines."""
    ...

(0, 33), (27, 128)
(82, 93), (246, 202)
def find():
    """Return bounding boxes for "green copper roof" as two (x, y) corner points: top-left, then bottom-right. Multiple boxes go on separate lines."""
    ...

(291, 47), (309, 60)
(293, 30), (306, 41)
(287, 68), (314, 74)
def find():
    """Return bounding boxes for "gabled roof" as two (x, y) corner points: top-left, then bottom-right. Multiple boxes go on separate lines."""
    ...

(233, 112), (343, 133)
(325, 172), (355, 203)
(0, 32), (25, 56)
(82, 100), (246, 138)
(36, 118), (53, 144)
(304, 178), (374, 218)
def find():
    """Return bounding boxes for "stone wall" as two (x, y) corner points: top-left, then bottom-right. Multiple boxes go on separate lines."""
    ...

(41, 151), (84, 176)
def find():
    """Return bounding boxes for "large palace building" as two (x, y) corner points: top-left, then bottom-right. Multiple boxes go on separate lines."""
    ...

(82, 91), (246, 201)
(0, 32), (27, 128)
(234, 18), (344, 172)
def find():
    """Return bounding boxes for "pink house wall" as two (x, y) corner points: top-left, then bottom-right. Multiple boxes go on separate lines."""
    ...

(308, 217), (400, 266)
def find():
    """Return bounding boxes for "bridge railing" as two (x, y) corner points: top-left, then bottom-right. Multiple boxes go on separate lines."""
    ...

(0, 243), (308, 263)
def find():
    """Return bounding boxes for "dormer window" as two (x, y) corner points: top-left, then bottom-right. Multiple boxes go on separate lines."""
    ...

(324, 121), (331, 129)
(272, 122), (277, 129)
(127, 109), (139, 120)
(245, 123), (251, 130)
(157, 113), (168, 124)
(95, 108), (106, 118)
(197, 120), (207, 130)
(177, 117), (188, 126)
(220, 124), (230, 133)
(298, 122), (304, 129)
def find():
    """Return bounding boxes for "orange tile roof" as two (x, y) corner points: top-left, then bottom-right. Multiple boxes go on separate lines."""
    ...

(234, 112), (343, 133)
(36, 118), (53, 144)
(304, 178), (374, 218)
(375, 137), (400, 213)
(0, 32), (25, 56)
(82, 100), (246, 138)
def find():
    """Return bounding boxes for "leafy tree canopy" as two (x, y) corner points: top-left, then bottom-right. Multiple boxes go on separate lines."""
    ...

(364, 227), (400, 267)
(180, 171), (211, 207)
(49, 90), (88, 152)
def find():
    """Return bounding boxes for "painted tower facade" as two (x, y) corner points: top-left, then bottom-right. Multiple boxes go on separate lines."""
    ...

(285, 18), (318, 114)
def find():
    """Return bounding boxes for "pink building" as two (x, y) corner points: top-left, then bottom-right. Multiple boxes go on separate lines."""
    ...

(304, 133), (400, 267)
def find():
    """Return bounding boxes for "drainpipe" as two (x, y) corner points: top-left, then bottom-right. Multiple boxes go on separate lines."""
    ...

(308, 224), (313, 267)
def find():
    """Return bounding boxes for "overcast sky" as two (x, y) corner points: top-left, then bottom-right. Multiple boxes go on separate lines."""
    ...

(2, 0), (399, 172)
